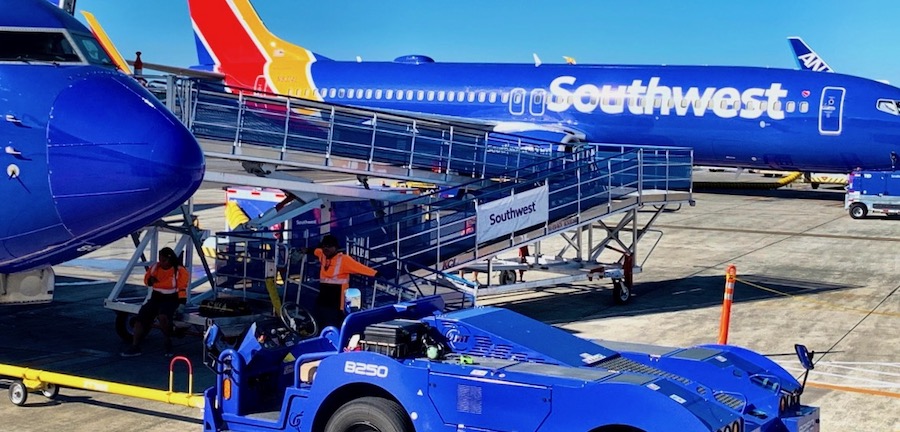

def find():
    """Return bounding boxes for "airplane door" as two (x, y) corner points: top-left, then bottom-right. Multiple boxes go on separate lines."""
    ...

(529, 89), (546, 116)
(818, 86), (845, 136)
(509, 88), (526, 116)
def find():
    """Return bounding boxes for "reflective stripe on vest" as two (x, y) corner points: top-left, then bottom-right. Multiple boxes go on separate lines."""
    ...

(320, 255), (348, 285)
(150, 263), (180, 295)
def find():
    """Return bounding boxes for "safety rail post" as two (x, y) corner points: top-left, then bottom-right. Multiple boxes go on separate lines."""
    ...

(168, 356), (194, 396)
(637, 149), (644, 206)
(281, 98), (292, 159)
(233, 93), (245, 152)
(446, 125), (455, 181)
(325, 106), (336, 165)
(407, 118), (417, 175)
(480, 131), (490, 180)
(718, 265), (738, 344)
(368, 113), (378, 170)
(165, 74), (176, 113)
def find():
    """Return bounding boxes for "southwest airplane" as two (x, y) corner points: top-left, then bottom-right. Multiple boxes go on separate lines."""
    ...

(187, 0), (900, 173)
(0, 0), (205, 303)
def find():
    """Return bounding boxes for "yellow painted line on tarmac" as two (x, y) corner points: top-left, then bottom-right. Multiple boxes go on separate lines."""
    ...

(735, 277), (900, 318)
(807, 381), (900, 399)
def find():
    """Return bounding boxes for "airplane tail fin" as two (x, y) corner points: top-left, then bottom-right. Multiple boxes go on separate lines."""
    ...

(188, 0), (329, 92)
(788, 36), (833, 73)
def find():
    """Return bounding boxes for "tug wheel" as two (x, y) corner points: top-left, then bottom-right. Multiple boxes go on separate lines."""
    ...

(41, 383), (59, 399)
(325, 396), (411, 432)
(115, 312), (137, 343)
(849, 203), (868, 219)
(8, 381), (27, 406)
(613, 280), (632, 305)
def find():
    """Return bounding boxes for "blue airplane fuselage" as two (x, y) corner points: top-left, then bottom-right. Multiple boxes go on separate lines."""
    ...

(0, 0), (205, 274)
(305, 61), (900, 172)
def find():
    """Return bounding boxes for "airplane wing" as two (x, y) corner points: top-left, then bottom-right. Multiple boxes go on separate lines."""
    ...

(382, 109), (586, 144)
(126, 60), (225, 80)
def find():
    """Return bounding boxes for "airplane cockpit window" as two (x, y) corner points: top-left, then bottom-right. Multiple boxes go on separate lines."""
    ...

(71, 33), (115, 68)
(876, 99), (900, 116)
(0, 30), (81, 63)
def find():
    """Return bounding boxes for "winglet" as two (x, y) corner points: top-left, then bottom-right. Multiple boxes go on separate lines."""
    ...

(81, 11), (132, 75)
(533, 53), (542, 67)
(788, 36), (833, 73)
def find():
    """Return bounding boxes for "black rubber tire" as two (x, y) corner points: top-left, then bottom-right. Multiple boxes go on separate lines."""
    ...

(499, 269), (516, 285)
(325, 396), (410, 432)
(811, 183), (820, 189)
(9, 381), (27, 406)
(40, 383), (59, 399)
(849, 203), (868, 219)
(115, 312), (137, 343)
(613, 280), (631, 305)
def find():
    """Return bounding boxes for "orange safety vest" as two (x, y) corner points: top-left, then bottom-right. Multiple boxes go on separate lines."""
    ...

(145, 263), (189, 299)
(314, 250), (377, 289)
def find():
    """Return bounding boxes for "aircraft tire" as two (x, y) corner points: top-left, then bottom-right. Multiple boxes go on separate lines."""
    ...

(613, 280), (631, 305)
(849, 203), (868, 219)
(8, 381), (27, 406)
(499, 270), (517, 285)
(325, 396), (410, 432)
(115, 312), (137, 343)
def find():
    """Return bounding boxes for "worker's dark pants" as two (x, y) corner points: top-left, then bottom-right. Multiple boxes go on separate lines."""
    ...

(315, 283), (345, 330)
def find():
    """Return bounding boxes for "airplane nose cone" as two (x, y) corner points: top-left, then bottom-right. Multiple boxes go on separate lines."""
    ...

(47, 73), (205, 239)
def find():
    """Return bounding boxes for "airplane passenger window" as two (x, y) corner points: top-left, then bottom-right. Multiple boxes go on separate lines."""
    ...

(680, 99), (689, 108)
(417, 90), (424, 100)
(338, 89), (346, 98)
(467, 92), (475, 102)
(365, 89), (373, 99)
(0, 31), (82, 63)
(786, 101), (796, 112)
(799, 101), (809, 113)
(448, 92), (456, 102)
(396, 90), (404, 100)
(478, 92), (486, 103)
(667, 99), (675, 109)
(513, 93), (522, 104)
(760, 101), (768, 111)
(501, 93), (510, 103)
(746, 100), (757, 111)
(707, 100), (714, 109)
(356, 89), (364, 98)
(772, 101), (782, 112)
(438, 91), (446, 101)
(590, 96), (599, 105)
(406, 90), (414, 100)
(375, 89), (383, 99)
(427, 91), (435, 101)
(386, 89), (394, 99)
(489, 92), (497, 103)
(654, 98), (662, 108)
(328, 88), (336, 98)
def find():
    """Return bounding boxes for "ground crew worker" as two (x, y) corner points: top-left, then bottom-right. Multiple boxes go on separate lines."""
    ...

(121, 247), (189, 357)
(306, 235), (377, 329)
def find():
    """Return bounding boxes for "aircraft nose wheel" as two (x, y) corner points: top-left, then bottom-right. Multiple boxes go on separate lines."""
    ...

(280, 302), (318, 337)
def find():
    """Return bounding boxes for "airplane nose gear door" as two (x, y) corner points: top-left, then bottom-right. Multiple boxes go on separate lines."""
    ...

(818, 86), (845, 136)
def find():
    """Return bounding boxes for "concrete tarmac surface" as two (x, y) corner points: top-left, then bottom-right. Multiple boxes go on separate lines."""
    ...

(1, 174), (898, 431)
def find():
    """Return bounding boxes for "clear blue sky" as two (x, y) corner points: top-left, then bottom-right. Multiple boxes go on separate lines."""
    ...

(73, 0), (900, 84)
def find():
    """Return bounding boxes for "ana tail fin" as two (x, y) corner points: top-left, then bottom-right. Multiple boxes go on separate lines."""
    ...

(788, 37), (834, 73)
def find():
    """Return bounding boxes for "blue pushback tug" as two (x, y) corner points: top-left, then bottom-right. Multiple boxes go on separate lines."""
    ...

(202, 296), (819, 432)
(845, 169), (900, 219)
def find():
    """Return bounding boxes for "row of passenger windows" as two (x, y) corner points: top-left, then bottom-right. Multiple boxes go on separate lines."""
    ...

(292, 87), (811, 113)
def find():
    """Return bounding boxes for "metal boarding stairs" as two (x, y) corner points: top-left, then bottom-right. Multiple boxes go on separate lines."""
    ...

(155, 78), (576, 192)
(218, 142), (693, 309)
(114, 76), (692, 324)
